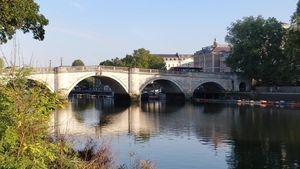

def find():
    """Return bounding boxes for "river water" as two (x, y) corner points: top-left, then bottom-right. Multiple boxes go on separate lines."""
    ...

(52, 96), (300, 169)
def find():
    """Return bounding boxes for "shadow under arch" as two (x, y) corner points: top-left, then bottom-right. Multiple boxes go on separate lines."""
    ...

(67, 74), (128, 95)
(68, 75), (130, 101)
(140, 78), (185, 101)
(193, 82), (226, 99)
(26, 77), (54, 93)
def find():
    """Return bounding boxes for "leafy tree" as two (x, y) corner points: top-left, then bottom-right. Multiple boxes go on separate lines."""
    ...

(0, 68), (77, 168)
(284, 0), (300, 84)
(100, 48), (166, 70)
(72, 59), (85, 66)
(225, 16), (286, 85)
(0, 58), (4, 72)
(0, 0), (49, 44)
(100, 57), (126, 67)
(148, 55), (166, 69)
(132, 48), (151, 68)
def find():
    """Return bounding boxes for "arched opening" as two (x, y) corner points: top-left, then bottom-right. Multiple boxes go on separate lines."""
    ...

(239, 82), (246, 92)
(7, 78), (52, 93)
(140, 79), (185, 102)
(69, 76), (130, 103)
(193, 82), (225, 100)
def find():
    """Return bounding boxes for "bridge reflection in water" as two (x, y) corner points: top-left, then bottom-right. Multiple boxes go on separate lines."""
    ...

(51, 97), (300, 169)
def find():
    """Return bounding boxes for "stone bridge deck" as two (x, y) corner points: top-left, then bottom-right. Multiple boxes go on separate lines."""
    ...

(6, 65), (248, 100)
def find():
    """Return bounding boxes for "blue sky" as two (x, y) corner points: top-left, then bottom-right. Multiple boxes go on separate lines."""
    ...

(1, 0), (298, 67)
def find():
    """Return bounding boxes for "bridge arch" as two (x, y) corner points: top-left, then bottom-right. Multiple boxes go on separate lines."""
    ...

(67, 73), (129, 96)
(193, 81), (226, 99)
(140, 77), (186, 101)
(192, 81), (226, 93)
(27, 76), (55, 93)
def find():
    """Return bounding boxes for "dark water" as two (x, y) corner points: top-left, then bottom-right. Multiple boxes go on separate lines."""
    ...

(52, 97), (300, 169)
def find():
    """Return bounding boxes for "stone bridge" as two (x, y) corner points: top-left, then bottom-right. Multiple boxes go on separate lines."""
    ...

(26, 65), (249, 100)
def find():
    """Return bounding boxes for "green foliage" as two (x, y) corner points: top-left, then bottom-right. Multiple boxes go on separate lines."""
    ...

(0, 58), (3, 73)
(225, 16), (286, 85)
(0, 68), (78, 168)
(100, 48), (166, 70)
(0, 0), (49, 44)
(72, 59), (85, 66)
(100, 57), (126, 67)
(284, 0), (300, 84)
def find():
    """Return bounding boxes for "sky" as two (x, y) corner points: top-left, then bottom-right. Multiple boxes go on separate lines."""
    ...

(0, 0), (298, 67)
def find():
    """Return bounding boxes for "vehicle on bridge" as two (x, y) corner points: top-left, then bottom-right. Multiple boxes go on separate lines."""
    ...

(169, 67), (203, 73)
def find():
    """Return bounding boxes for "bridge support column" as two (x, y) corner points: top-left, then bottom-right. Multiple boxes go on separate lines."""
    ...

(129, 68), (140, 102)
(54, 67), (70, 100)
(57, 89), (69, 100)
(129, 94), (140, 102)
(185, 92), (193, 101)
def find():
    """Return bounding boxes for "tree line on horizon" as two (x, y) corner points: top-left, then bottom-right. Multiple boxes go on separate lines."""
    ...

(99, 48), (166, 70)
(72, 48), (166, 70)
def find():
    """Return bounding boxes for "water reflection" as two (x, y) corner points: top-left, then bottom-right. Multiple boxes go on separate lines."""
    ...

(227, 106), (300, 169)
(52, 97), (300, 169)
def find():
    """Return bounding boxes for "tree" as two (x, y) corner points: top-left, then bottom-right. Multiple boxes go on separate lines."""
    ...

(0, 58), (4, 72)
(72, 59), (85, 66)
(225, 16), (286, 85)
(132, 48), (151, 68)
(0, 68), (77, 168)
(148, 55), (166, 70)
(0, 0), (49, 44)
(284, 0), (300, 84)
(100, 48), (166, 70)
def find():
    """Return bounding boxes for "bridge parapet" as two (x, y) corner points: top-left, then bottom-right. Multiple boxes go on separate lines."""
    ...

(50, 65), (130, 73)
(32, 67), (54, 74)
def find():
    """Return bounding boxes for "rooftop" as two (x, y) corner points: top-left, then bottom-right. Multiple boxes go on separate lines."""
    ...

(153, 53), (193, 58)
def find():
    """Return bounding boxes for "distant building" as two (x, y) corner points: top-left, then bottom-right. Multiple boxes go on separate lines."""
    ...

(153, 53), (194, 70)
(194, 40), (231, 72)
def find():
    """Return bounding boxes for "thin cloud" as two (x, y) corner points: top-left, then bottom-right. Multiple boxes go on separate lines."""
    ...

(49, 26), (101, 42)
(47, 26), (125, 52)
(70, 1), (85, 11)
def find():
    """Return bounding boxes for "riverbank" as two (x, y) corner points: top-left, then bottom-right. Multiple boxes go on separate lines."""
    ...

(193, 91), (300, 108)
(222, 91), (300, 102)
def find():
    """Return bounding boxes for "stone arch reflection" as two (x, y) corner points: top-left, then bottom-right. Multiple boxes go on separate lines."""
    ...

(140, 100), (185, 114)
(227, 106), (300, 169)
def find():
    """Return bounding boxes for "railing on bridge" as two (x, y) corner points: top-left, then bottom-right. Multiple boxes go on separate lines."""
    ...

(31, 67), (55, 73)
(28, 65), (235, 77)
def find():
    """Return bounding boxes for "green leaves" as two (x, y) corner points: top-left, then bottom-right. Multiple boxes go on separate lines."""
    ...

(0, 58), (4, 72)
(72, 59), (85, 66)
(226, 1), (300, 85)
(283, 0), (300, 85)
(100, 48), (166, 70)
(0, 0), (49, 44)
(226, 16), (286, 85)
(0, 68), (77, 168)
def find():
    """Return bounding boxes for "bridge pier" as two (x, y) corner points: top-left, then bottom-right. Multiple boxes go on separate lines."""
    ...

(130, 94), (140, 102)
(57, 89), (69, 100)
(185, 92), (193, 101)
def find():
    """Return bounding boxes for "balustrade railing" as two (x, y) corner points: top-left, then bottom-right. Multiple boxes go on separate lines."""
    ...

(27, 65), (235, 77)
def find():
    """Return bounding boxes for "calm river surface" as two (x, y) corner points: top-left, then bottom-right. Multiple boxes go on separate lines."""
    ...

(52, 97), (300, 169)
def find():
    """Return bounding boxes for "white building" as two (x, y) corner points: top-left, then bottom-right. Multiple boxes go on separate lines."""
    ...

(153, 53), (194, 70)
